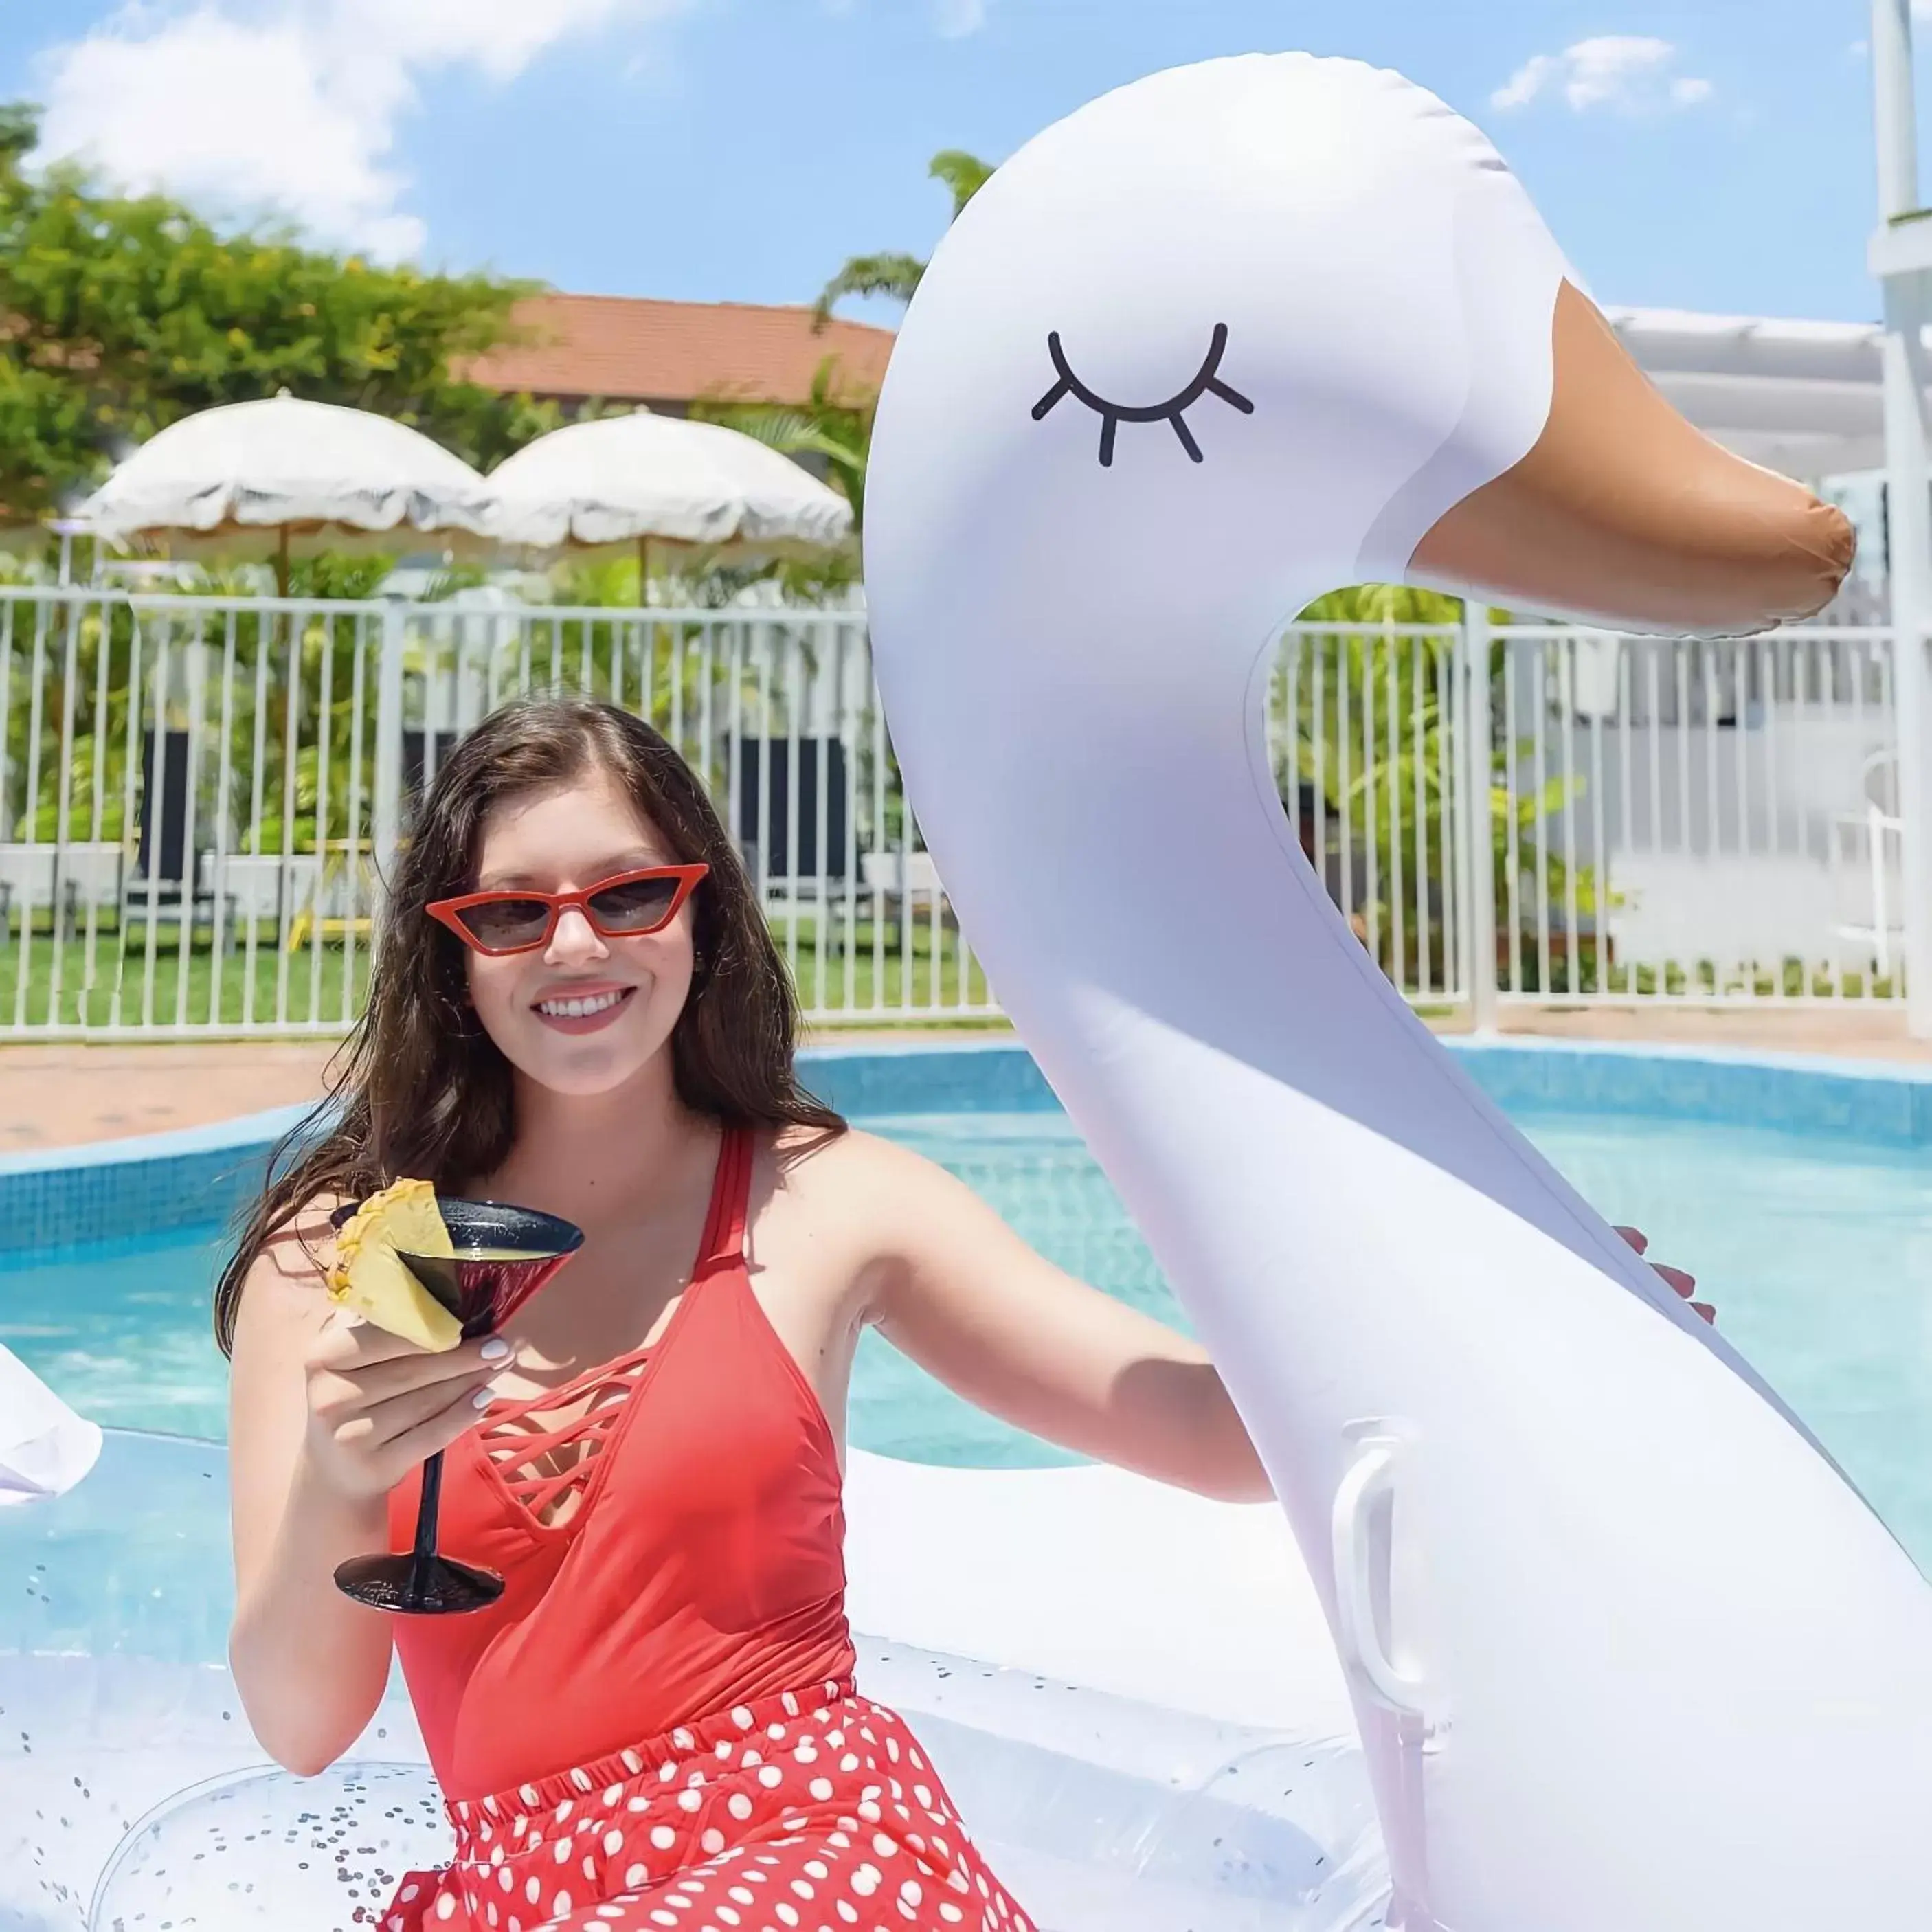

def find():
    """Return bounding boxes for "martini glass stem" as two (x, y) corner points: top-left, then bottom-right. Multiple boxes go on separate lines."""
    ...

(409, 1451), (447, 1602)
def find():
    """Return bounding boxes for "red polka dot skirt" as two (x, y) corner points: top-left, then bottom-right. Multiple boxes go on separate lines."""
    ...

(382, 1681), (1037, 1932)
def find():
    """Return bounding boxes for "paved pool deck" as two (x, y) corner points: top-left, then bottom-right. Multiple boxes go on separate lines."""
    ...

(0, 1009), (1927, 1152)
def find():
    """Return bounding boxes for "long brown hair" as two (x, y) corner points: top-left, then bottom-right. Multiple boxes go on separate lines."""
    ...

(214, 696), (844, 1354)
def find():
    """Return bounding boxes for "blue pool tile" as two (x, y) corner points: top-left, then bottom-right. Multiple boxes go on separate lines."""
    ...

(0, 1040), (1924, 1255)
(1446, 1037), (1932, 1149)
(0, 1104), (317, 1257)
(800, 1041), (1059, 1117)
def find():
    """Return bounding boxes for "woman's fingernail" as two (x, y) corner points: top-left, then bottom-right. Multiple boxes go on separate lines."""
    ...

(472, 1386), (496, 1410)
(480, 1338), (511, 1362)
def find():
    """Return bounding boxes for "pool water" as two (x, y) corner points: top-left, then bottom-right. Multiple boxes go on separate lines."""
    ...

(0, 1226), (235, 1438)
(3, 1107), (1930, 1564)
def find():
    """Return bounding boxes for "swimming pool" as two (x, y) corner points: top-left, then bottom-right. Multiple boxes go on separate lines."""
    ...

(3, 1044), (1930, 1566)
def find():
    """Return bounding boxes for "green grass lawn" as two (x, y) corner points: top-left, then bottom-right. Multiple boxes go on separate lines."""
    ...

(0, 912), (1000, 1034)
(766, 914), (996, 1019)
(2, 906), (1897, 1038)
(0, 918), (373, 1031)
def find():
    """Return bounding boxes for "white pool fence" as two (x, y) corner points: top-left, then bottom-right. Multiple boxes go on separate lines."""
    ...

(0, 587), (1920, 1038)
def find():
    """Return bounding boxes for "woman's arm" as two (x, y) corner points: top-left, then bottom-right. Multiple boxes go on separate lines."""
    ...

(227, 1208), (504, 1774)
(852, 1134), (1273, 1503)
(842, 1139), (1712, 1507)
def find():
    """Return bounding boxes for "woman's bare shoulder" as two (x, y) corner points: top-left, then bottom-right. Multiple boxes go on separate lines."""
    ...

(767, 1123), (974, 1250)
(771, 1121), (935, 1191)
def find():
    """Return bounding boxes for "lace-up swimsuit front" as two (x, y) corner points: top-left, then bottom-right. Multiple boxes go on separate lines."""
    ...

(382, 1129), (1035, 1932)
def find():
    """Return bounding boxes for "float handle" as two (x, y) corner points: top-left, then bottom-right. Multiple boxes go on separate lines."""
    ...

(1331, 1435), (1428, 1718)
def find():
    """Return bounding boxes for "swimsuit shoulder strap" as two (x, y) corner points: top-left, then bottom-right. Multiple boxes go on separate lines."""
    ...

(692, 1125), (755, 1279)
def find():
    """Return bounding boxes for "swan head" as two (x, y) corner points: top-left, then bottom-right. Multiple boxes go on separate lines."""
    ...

(866, 54), (1852, 644)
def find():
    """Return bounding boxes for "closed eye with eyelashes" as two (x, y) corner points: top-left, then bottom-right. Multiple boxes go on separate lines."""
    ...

(1032, 322), (1255, 467)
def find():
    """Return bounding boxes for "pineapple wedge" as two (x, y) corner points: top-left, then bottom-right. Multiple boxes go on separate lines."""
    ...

(327, 1178), (461, 1353)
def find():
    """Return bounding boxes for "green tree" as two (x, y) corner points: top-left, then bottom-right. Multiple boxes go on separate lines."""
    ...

(0, 102), (556, 522)
(813, 149), (994, 324)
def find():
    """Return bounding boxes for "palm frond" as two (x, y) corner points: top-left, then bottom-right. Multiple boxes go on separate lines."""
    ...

(702, 404), (814, 452)
(811, 252), (927, 329)
(928, 150), (995, 219)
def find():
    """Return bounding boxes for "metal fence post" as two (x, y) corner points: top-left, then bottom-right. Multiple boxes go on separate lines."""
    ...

(1871, 0), (1932, 1032)
(1461, 603), (1500, 1031)
(1895, 614), (1932, 1037)
(372, 596), (407, 898)
(1878, 301), (1932, 1033)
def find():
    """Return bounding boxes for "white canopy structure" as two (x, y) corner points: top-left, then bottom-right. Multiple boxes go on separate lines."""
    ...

(1608, 307), (1891, 482)
(78, 392), (495, 572)
(483, 409), (854, 563)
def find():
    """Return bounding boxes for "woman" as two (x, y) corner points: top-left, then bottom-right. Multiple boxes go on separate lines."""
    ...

(221, 695), (1703, 1932)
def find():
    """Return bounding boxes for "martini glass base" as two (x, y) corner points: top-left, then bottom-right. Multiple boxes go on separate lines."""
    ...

(335, 1551), (506, 1616)
(326, 1197), (583, 1619)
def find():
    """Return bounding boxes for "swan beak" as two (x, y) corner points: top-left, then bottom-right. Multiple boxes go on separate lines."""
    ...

(1408, 282), (1856, 636)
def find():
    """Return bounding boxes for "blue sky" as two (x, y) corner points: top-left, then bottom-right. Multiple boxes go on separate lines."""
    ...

(0, 1), (1905, 325)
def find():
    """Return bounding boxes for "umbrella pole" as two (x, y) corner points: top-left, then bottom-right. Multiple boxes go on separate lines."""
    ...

(638, 536), (651, 608)
(276, 528), (291, 602)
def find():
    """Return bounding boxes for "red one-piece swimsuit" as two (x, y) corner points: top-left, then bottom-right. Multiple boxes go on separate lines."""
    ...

(380, 1126), (1036, 1932)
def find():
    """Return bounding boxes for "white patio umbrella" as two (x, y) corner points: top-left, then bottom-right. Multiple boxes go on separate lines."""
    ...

(77, 391), (495, 590)
(482, 409), (854, 589)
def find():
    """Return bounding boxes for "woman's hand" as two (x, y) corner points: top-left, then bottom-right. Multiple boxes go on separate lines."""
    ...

(1615, 1226), (1716, 1324)
(301, 1313), (508, 1503)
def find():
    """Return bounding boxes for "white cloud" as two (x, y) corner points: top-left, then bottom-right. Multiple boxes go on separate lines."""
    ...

(1491, 53), (1557, 111)
(33, 0), (694, 260)
(1491, 36), (1714, 115)
(932, 0), (987, 37)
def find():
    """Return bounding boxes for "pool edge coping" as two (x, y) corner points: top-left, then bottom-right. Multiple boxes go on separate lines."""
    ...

(4, 1035), (1925, 1178)
(0, 1103), (317, 1176)
(1450, 1031), (1932, 1085)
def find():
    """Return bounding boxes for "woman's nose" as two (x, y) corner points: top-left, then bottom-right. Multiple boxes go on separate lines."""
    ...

(545, 906), (609, 964)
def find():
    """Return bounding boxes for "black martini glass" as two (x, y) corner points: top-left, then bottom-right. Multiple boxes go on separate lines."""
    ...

(330, 1198), (584, 1615)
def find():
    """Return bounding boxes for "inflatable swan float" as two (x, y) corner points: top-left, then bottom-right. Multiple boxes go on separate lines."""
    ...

(0, 1344), (100, 1509)
(5, 51), (1926, 1932)
(865, 52), (1931, 1932)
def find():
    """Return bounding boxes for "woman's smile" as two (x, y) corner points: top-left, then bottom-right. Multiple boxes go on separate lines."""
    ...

(531, 982), (636, 1033)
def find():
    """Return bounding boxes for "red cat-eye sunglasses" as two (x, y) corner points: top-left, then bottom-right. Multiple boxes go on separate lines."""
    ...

(427, 864), (710, 956)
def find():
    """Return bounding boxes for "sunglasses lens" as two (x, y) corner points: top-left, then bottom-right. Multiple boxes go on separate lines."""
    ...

(587, 874), (684, 933)
(456, 899), (552, 950)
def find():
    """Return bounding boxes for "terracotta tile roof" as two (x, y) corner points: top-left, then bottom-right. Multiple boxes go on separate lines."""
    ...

(462, 295), (895, 409)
